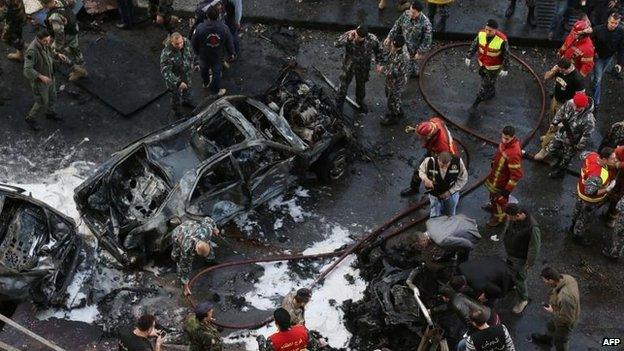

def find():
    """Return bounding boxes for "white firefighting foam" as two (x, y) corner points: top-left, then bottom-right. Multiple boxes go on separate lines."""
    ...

(225, 225), (366, 350)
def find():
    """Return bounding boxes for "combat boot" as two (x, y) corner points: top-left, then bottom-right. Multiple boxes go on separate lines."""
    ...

(468, 102), (479, 117)
(486, 217), (503, 228)
(357, 102), (368, 113)
(548, 168), (566, 179)
(531, 333), (553, 345)
(436, 18), (447, 32)
(380, 113), (398, 126)
(378, 0), (388, 10)
(505, 0), (516, 18)
(7, 50), (23, 62)
(46, 111), (63, 121)
(25, 118), (42, 131)
(512, 299), (529, 314)
(400, 187), (419, 197)
(69, 66), (88, 81)
(397, 0), (411, 11)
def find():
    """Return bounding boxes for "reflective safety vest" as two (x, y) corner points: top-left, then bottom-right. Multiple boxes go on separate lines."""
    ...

(577, 152), (612, 203)
(477, 30), (506, 70)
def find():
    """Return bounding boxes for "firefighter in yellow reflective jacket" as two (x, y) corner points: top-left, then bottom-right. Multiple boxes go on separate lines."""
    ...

(465, 19), (510, 117)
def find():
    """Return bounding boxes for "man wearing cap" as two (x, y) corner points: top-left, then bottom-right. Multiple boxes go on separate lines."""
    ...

(418, 151), (468, 217)
(570, 147), (617, 246)
(170, 216), (220, 296)
(538, 92), (596, 179)
(257, 308), (321, 351)
(385, 0), (433, 78)
(281, 288), (311, 326)
(465, 19), (510, 117)
(184, 301), (223, 351)
(498, 204), (541, 314)
(483, 126), (523, 227)
(378, 35), (410, 126)
(558, 20), (595, 77)
(334, 25), (382, 113)
(402, 116), (459, 196)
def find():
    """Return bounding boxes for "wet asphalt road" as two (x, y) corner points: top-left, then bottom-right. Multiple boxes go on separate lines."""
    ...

(0, 12), (623, 351)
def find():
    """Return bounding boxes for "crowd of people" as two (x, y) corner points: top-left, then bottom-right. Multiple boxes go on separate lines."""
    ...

(1, 0), (623, 350)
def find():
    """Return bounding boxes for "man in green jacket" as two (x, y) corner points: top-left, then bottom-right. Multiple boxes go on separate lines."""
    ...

(184, 301), (223, 351)
(23, 29), (68, 131)
(532, 267), (580, 351)
(497, 204), (541, 314)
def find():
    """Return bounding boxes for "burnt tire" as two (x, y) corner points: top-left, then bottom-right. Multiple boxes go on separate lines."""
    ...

(315, 147), (348, 182)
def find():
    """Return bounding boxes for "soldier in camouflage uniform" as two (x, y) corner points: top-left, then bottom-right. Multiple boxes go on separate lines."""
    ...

(170, 216), (219, 296)
(184, 301), (223, 351)
(379, 35), (410, 126)
(149, 0), (178, 32)
(23, 29), (68, 131)
(600, 121), (624, 150)
(334, 25), (382, 113)
(0, 0), (27, 61)
(160, 33), (195, 119)
(604, 196), (624, 259)
(41, 0), (88, 81)
(386, 0), (432, 78)
(543, 92), (595, 179)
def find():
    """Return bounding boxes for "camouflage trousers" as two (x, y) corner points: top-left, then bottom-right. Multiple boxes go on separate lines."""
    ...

(54, 34), (84, 67)
(570, 198), (602, 240)
(406, 49), (420, 77)
(1, 19), (25, 50)
(546, 138), (577, 170)
(170, 88), (192, 117)
(27, 81), (56, 120)
(337, 66), (368, 105)
(475, 67), (499, 104)
(605, 219), (624, 258)
(385, 80), (406, 118)
(540, 97), (564, 149)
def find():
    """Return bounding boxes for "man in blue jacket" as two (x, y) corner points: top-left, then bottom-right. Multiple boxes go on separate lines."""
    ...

(191, 6), (235, 96)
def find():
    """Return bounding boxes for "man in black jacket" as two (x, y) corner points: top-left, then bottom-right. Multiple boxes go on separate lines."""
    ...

(591, 12), (624, 106)
(452, 256), (515, 308)
(191, 6), (235, 96)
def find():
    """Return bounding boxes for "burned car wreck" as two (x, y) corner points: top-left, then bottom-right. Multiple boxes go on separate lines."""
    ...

(0, 185), (83, 306)
(74, 67), (351, 266)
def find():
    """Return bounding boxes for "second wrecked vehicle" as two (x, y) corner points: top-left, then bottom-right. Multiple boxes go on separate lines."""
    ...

(74, 67), (351, 265)
(0, 184), (83, 306)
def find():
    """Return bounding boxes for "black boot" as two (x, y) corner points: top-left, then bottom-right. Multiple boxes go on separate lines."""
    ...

(505, 0), (516, 18)
(548, 167), (566, 179)
(468, 101), (479, 117)
(46, 111), (63, 121)
(336, 98), (345, 112)
(358, 101), (368, 113)
(526, 6), (536, 27)
(436, 17), (447, 32)
(25, 118), (42, 131)
(531, 333), (553, 345)
(400, 187), (419, 197)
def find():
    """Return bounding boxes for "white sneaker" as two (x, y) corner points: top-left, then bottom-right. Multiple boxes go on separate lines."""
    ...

(512, 300), (529, 314)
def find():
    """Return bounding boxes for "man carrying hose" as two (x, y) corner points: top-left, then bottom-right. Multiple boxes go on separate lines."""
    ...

(169, 216), (220, 296)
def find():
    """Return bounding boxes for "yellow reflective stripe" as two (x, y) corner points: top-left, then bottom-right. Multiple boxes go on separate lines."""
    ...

(507, 180), (518, 186)
(580, 57), (594, 62)
(486, 51), (501, 57)
(577, 183), (607, 203)
(484, 64), (501, 70)
(508, 164), (521, 169)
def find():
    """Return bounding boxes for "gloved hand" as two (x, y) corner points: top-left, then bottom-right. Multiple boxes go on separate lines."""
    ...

(464, 58), (471, 67)
(499, 70), (508, 77)
(606, 180), (617, 192)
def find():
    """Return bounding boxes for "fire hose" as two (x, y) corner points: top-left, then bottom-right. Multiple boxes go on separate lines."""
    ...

(185, 43), (547, 330)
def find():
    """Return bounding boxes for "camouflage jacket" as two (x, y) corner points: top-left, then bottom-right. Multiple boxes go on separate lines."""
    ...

(0, 0), (27, 25)
(160, 37), (194, 90)
(171, 217), (216, 284)
(47, 0), (79, 47)
(184, 314), (223, 351)
(384, 48), (410, 88)
(552, 99), (596, 149)
(281, 291), (306, 326)
(23, 38), (57, 83)
(388, 11), (433, 55)
(334, 31), (382, 71)
(602, 121), (624, 148)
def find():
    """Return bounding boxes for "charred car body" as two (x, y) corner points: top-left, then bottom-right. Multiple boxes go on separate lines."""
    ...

(0, 185), (83, 306)
(75, 68), (351, 266)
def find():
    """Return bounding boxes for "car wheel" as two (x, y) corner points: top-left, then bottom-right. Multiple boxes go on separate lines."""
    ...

(316, 147), (348, 182)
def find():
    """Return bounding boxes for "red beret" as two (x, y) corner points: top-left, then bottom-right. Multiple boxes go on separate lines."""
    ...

(573, 92), (588, 108)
